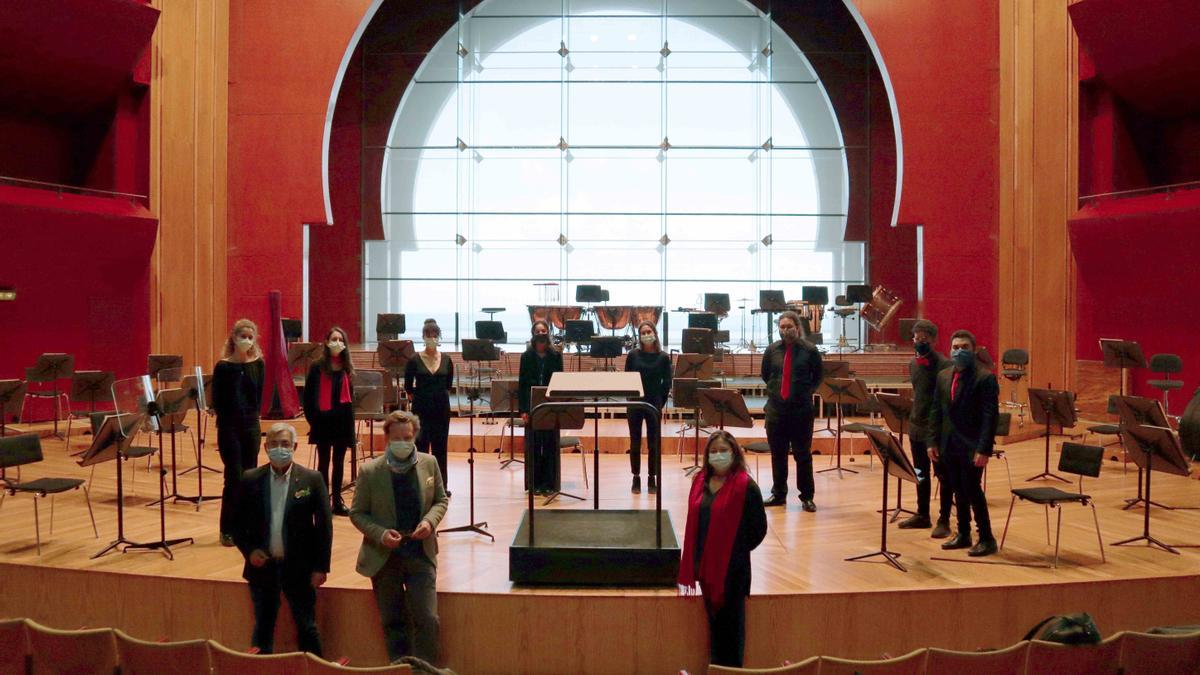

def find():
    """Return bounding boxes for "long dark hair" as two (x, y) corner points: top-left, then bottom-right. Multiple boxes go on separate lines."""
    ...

(317, 326), (355, 377)
(702, 430), (746, 480)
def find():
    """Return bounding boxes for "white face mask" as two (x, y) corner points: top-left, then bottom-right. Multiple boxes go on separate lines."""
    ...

(423, 337), (438, 349)
(708, 450), (732, 473)
(235, 337), (254, 353)
(640, 334), (656, 345)
(266, 444), (294, 468)
(327, 340), (345, 355)
(388, 440), (415, 460)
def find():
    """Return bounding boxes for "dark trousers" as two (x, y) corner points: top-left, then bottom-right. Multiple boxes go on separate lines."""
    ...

(706, 594), (747, 667)
(315, 442), (349, 499)
(909, 435), (953, 522)
(415, 407), (450, 487)
(370, 552), (439, 664)
(765, 408), (815, 501)
(524, 428), (561, 492)
(627, 406), (662, 477)
(943, 451), (993, 540)
(217, 420), (261, 536)
(247, 561), (322, 656)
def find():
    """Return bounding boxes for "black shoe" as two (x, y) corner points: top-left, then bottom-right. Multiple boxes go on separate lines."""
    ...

(941, 533), (973, 550)
(764, 495), (787, 507)
(898, 514), (932, 529)
(631, 476), (642, 494)
(331, 500), (350, 517)
(968, 538), (998, 557)
(219, 533), (235, 547)
(648, 476), (657, 494)
(801, 500), (817, 513)
(930, 520), (952, 539)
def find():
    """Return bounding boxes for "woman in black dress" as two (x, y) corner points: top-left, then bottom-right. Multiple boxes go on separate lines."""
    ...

(518, 320), (563, 494)
(624, 320), (672, 494)
(404, 318), (454, 488)
(303, 326), (355, 515)
(678, 430), (768, 667)
(212, 318), (265, 546)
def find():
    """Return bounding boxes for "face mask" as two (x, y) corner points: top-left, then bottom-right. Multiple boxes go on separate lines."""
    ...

(640, 334), (656, 345)
(388, 440), (415, 460)
(952, 348), (975, 369)
(423, 337), (438, 349)
(266, 444), (294, 467)
(780, 327), (799, 342)
(532, 336), (549, 348)
(328, 341), (345, 355)
(708, 450), (732, 473)
(235, 337), (254, 353)
(915, 341), (932, 356)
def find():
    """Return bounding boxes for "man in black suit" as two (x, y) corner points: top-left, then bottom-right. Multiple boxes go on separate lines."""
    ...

(234, 422), (333, 655)
(898, 319), (954, 537)
(760, 310), (824, 511)
(927, 329), (999, 557)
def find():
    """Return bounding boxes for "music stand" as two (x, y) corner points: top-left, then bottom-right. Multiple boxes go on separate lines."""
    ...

(1100, 339), (1146, 398)
(27, 353), (74, 438)
(440, 339), (497, 540)
(491, 379), (522, 469)
(0, 380), (28, 438)
(82, 413), (150, 559)
(148, 387), (197, 507)
(847, 285), (872, 351)
(874, 392), (918, 522)
(673, 378), (715, 476)
(697, 388), (753, 431)
(71, 371), (114, 416)
(675, 354), (714, 381)
(682, 328), (714, 355)
(351, 380), (384, 487)
(377, 339), (415, 409)
(704, 293), (731, 316)
(121, 379), (194, 559)
(1113, 396), (1173, 511)
(287, 342), (324, 378)
(575, 285), (604, 303)
(589, 336), (624, 371)
(819, 360), (852, 434)
(757, 290), (786, 343)
(530, 386), (586, 504)
(376, 313), (406, 341)
(565, 319), (596, 358)
(802, 286), (829, 306)
(1111, 424), (1190, 554)
(1026, 388), (1077, 482)
(845, 425), (918, 572)
(147, 355), (183, 381)
(816, 377), (869, 476)
(688, 313), (719, 331)
(476, 320), (507, 343)
(179, 369), (219, 507)
(281, 318), (302, 343)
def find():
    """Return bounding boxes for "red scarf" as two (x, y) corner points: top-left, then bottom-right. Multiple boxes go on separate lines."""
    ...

(678, 467), (749, 609)
(318, 359), (352, 412)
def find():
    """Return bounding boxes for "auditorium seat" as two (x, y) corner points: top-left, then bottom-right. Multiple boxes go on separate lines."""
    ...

(115, 629), (212, 675)
(1116, 630), (1200, 675)
(706, 656), (819, 674)
(925, 641), (1030, 674)
(0, 618), (29, 675)
(818, 648), (927, 674)
(304, 652), (415, 673)
(1025, 634), (1123, 675)
(25, 619), (117, 675)
(209, 640), (307, 674)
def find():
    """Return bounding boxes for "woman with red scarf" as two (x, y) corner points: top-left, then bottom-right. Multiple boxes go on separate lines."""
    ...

(303, 326), (356, 516)
(678, 430), (768, 667)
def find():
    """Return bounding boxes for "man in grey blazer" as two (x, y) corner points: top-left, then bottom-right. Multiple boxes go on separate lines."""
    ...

(351, 409), (450, 664)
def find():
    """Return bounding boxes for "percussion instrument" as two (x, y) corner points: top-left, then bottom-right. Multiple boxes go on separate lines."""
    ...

(527, 305), (584, 330)
(860, 286), (903, 331)
(784, 300), (824, 335)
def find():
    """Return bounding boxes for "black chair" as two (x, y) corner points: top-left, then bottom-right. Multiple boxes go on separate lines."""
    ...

(744, 441), (771, 481)
(0, 433), (97, 554)
(1000, 442), (1106, 568)
(1085, 395), (1122, 452)
(1148, 354), (1184, 411)
(1001, 348), (1030, 427)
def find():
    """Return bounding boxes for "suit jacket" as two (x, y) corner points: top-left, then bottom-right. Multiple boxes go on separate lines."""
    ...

(908, 350), (951, 439)
(927, 364), (999, 458)
(760, 339), (823, 421)
(350, 453), (450, 578)
(234, 463), (332, 582)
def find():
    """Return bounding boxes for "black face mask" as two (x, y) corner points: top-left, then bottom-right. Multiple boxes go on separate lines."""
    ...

(532, 335), (549, 348)
(915, 341), (932, 356)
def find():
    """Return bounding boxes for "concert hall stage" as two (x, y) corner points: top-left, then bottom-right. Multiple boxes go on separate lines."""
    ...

(3, 413), (1200, 674)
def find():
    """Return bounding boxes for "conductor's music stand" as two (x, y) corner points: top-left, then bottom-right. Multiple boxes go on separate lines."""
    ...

(1111, 424), (1191, 554)
(376, 313), (406, 341)
(1100, 339), (1146, 398)
(1113, 395), (1174, 511)
(0, 380), (27, 439)
(25, 353), (74, 439)
(673, 378), (715, 476)
(845, 425), (918, 572)
(1026, 388), (1077, 482)
(530, 386), (586, 504)
(816, 377), (869, 476)
(697, 388), (753, 431)
(873, 392), (917, 522)
(491, 379), (522, 469)
(674, 354), (714, 380)
(441, 339), (498, 540)
(377, 339), (416, 409)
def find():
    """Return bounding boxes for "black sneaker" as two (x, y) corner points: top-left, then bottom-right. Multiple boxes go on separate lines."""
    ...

(764, 495), (787, 507)
(898, 514), (932, 529)
(631, 476), (642, 494)
(968, 538), (998, 557)
(930, 520), (952, 539)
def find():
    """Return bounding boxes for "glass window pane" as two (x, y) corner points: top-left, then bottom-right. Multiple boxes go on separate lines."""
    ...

(567, 149), (662, 213)
(567, 83), (662, 146)
(666, 149), (759, 214)
(667, 83), (762, 147)
(566, 242), (661, 281)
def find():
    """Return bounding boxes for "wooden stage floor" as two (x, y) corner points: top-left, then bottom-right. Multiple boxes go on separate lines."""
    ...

(3, 413), (1200, 673)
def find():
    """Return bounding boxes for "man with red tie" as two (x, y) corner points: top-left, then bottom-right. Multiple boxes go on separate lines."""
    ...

(760, 310), (824, 511)
(927, 329), (1000, 557)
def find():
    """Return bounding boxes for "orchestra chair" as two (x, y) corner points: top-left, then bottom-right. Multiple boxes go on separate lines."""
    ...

(1147, 353), (1184, 412)
(1001, 349), (1030, 427)
(925, 641), (1031, 674)
(1026, 633), (1123, 675)
(25, 619), (117, 675)
(1117, 630), (1200, 675)
(818, 648), (927, 675)
(706, 656), (819, 674)
(0, 618), (30, 675)
(0, 432), (98, 555)
(1084, 396), (1122, 452)
(744, 441), (771, 482)
(65, 370), (115, 441)
(305, 652), (415, 674)
(560, 434), (588, 489)
(1000, 442), (1105, 568)
(115, 629), (213, 675)
(208, 640), (307, 675)
(20, 360), (72, 431)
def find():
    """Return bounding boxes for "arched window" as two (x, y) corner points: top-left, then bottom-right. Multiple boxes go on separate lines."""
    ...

(368, 0), (861, 348)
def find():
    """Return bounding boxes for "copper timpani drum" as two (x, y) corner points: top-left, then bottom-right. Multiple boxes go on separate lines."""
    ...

(630, 306), (664, 326)
(527, 305), (584, 330)
(595, 306), (634, 331)
(860, 286), (903, 331)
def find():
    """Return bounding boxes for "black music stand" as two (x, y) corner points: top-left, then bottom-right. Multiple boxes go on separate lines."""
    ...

(1026, 388), (1077, 482)
(704, 293), (731, 317)
(376, 313), (406, 341)
(758, 290), (786, 344)
(1100, 339), (1146, 398)
(697, 388), (753, 431)
(817, 361), (852, 434)
(148, 387), (197, 507)
(845, 425), (918, 572)
(491, 379), (522, 469)
(288, 342), (324, 379)
(180, 369), (219, 507)
(71, 371), (114, 415)
(476, 320), (507, 343)
(688, 313), (719, 332)
(377, 339), (416, 409)
(1113, 395), (1174, 511)
(673, 378), (715, 476)
(530, 386), (586, 504)
(82, 413), (150, 559)
(675, 354), (714, 380)
(802, 286), (829, 306)
(590, 336), (624, 371)
(682, 328), (714, 355)
(874, 392), (917, 522)
(847, 284), (872, 351)
(0, 380), (27, 438)
(1111, 424), (1191, 554)
(565, 319), (596, 358)
(351, 382), (384, 488)
(816, 377), (869, 476)
(27, 353), (74, 439)
(441, 339), (497, 540)
(148, 355), (183, 382)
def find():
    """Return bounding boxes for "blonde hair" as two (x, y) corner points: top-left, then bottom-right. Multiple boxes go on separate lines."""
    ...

(222, 318), (262, 360)
(383, 409), (421, 437)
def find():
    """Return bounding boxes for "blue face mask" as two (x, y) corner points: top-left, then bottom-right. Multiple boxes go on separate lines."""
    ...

(266, 444), (294, 468)
(952, 348), (975, 369)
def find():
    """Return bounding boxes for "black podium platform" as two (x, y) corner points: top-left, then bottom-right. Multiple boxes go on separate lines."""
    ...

(509, 509), (680, 586)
